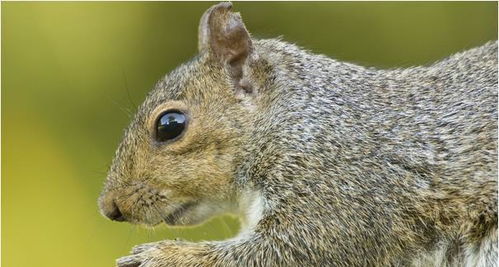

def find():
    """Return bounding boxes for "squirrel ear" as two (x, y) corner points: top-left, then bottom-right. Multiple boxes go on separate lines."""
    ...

(198, 2), (253, 84)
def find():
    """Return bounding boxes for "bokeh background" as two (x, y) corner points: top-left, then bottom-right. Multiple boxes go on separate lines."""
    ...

(2, 2), (497, 267)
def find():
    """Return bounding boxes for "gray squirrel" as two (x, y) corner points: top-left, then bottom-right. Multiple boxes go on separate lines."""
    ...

(98, 2), (498, 266)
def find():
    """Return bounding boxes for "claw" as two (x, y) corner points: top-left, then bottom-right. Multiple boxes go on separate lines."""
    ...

(132, 243), (157, 254)
(117, 255), (141, 267)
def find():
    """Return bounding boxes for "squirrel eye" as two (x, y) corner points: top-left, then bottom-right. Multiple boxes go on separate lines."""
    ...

(155, 110), (186, 142)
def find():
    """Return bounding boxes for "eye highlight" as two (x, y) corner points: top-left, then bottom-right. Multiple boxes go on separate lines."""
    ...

(155, 110), (187, 142)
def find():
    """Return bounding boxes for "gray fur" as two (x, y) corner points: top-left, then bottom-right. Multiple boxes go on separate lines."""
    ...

(99, 3), (498, 266)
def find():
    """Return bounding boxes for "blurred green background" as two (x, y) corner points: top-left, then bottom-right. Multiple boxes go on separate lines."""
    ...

(2, 2), (497, 267)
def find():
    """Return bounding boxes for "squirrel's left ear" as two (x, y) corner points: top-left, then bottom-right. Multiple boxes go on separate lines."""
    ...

(198, 2), (254, 89)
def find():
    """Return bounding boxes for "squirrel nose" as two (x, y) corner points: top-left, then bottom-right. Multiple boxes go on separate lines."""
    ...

(106, 201), (126, 222)
(100, 196), (126, 222)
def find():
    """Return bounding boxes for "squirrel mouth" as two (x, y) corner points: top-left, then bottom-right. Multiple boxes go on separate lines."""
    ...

(162, 202), (196, 225)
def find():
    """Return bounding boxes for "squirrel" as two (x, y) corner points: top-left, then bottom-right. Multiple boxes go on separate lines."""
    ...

(98, 2), (498, 266)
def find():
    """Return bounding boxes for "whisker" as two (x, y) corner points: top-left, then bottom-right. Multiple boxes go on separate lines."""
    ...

(121, 70), (137, 110)
(220, 216), (234, 238)
(151, 201), (170, 225)
(108, 97), (134, 118)
(151, 201), (179, 239)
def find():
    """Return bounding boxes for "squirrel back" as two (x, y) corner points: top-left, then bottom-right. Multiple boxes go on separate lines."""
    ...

(99, 3), (497, 266)
(242, 38), (497, 265)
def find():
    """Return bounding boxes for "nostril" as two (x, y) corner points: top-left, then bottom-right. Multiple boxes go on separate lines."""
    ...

(107, 201), (126, 222)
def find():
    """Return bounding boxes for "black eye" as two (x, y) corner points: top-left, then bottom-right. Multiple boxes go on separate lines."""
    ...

(155, 110), (187, 142)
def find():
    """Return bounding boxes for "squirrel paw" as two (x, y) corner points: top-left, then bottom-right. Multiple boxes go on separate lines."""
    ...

(116, 240), (190, 267)
(116, 241), (169, 267)
(116, 250), (158, 267)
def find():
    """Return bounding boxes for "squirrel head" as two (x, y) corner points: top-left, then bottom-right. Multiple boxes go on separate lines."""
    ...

(98, 2), (266, 226)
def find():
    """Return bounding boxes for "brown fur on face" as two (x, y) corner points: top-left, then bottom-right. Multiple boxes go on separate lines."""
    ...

(99, 56), (254, 226)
